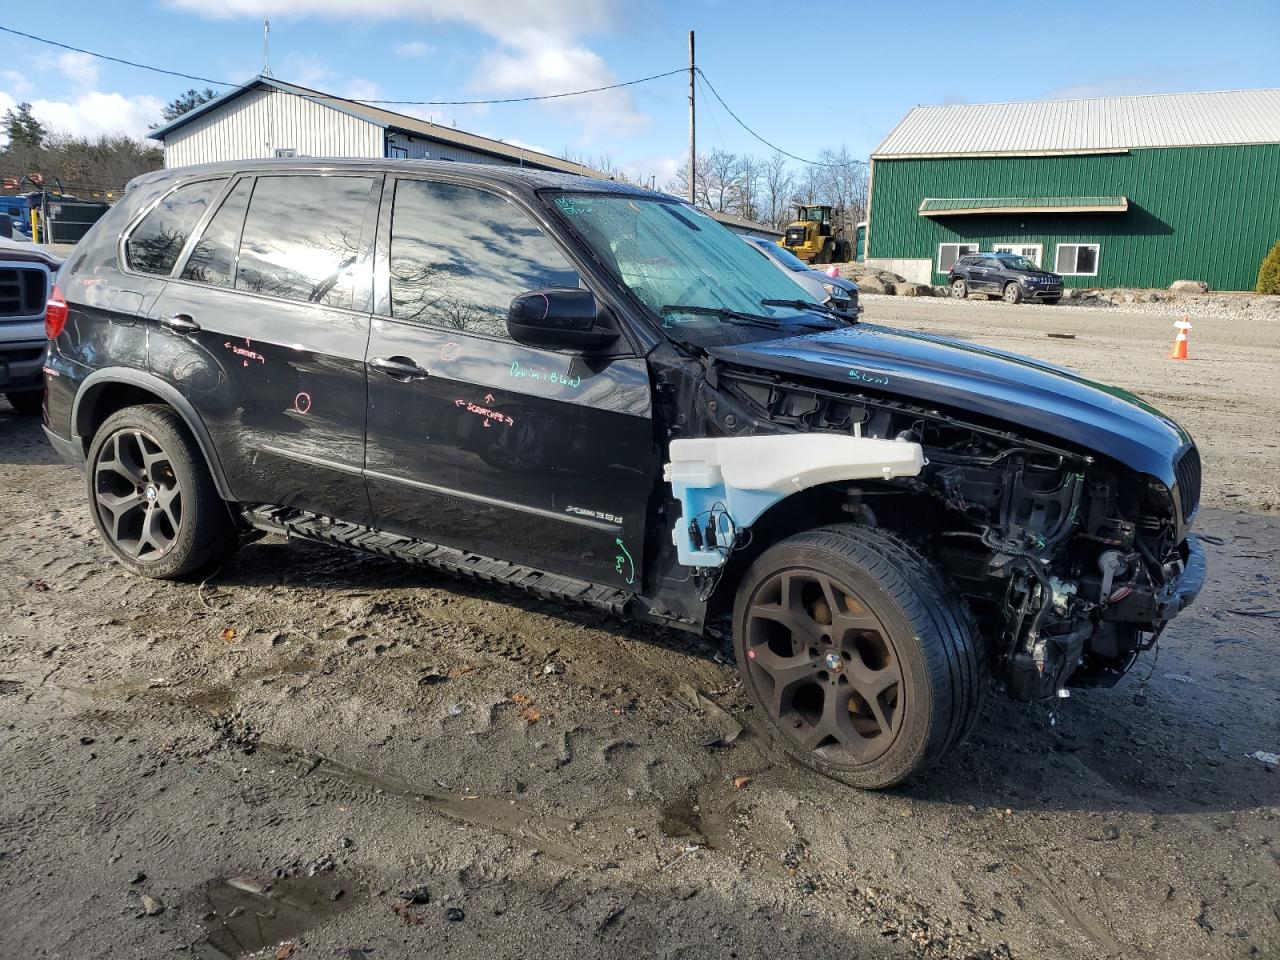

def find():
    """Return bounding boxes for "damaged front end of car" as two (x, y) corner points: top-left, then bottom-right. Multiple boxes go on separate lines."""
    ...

(649, 343), (1206, 703)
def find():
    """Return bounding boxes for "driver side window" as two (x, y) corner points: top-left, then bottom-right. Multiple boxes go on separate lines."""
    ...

(389, 180), (580, 339)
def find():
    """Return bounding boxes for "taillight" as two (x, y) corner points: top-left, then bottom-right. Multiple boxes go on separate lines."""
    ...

(45, 283), (68, 339)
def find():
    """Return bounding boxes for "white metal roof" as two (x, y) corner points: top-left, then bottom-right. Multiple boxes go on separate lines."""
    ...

(872, 88), (1280, 158)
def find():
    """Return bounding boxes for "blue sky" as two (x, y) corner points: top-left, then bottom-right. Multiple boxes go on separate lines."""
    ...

(2, 0), (1279, 186)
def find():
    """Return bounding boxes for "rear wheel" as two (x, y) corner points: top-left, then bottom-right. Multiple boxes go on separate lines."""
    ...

(950, 279), (968, 299)
(86, 404), (239, 580)
(732, 524), (986, 789)
(4, 391), (42, 416)
(1002, 282), (1023, 304)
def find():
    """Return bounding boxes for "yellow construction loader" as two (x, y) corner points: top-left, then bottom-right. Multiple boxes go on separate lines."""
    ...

(778, 205), (854, 264)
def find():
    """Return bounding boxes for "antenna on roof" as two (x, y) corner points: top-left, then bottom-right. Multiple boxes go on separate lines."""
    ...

(262, 18), (272, 77)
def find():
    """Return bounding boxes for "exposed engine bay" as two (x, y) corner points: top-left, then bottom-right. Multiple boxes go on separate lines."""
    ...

(652, 354), (1204, 702)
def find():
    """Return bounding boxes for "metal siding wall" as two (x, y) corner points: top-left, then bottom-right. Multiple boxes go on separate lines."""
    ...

(162, 88), (382, 166)
(387, 133), (522, 166)
(868, 146), (1280, 290)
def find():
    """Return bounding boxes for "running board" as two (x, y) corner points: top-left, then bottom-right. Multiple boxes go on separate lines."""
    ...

(243, 505), (634, 616)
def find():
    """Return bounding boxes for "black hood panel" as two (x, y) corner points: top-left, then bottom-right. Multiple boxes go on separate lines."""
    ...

(709, 324), (1189, 485)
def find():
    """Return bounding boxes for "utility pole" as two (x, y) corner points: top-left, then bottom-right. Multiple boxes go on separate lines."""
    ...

(262, 18), (272, 77)
(687, 30), (696, 205)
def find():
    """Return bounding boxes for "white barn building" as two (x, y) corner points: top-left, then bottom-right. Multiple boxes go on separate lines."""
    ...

(148, 75), (607, 176)
(148, 75), (779, 237)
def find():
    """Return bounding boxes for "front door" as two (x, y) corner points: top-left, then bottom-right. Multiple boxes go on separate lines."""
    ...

(149, 172), (381, 522)
(363, 177), (654, 590)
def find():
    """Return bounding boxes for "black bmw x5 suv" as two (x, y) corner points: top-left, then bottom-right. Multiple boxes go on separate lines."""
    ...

(42, 159), (1205, 788)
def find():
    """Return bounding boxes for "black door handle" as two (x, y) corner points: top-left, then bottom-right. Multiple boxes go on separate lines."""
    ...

(370, 355), (430, 381)
(159, 312), (201, 333)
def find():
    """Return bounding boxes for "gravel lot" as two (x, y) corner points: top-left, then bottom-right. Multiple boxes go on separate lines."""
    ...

(1, 297), (1277, 960)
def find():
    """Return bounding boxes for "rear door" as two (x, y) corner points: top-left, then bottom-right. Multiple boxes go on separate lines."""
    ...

(149, 171), (381, 522)
(363, 176), (654, 590)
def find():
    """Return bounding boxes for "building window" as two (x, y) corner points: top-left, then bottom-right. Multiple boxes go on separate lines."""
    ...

(1055, 243), (1100, 276)
(994, 242), (1042, 267)
(937, 243), (979, 274)
(273, 148), (297, 158)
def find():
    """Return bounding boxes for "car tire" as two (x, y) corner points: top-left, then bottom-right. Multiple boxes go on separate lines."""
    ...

(732, 524), (987, 790)
(4, 391), (42, 416)
(86, 404), (239, 580)
(816, 242), (833, 265)
(950, 279), (967, 299)
(1002, 282), (1023, 304)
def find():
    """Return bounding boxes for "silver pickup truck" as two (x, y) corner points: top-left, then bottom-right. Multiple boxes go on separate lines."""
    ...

(1, 239), (60, 416)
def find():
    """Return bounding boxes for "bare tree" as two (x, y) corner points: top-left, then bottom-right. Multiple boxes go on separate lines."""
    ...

(761, 153), (795, 228)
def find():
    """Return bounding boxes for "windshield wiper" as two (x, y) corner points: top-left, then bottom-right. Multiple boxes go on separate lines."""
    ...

(660, 304), (788, 329)
(760, 298), (858, 324)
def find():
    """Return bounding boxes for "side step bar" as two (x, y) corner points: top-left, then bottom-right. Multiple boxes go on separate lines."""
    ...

(244, 505), (634, 616)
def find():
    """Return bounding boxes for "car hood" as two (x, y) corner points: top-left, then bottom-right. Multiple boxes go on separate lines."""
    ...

(0, 238), (62, 268)
(709, 323), (1189, 484)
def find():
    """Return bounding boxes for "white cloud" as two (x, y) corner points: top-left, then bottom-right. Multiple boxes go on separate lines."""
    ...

(393, 40), (434, 58)
(165, 0), (614, 33)
(474, 29), (649, 138)
(2, 70), (33, 99)
(277, 53), (381, 100)
(163, 0), (647, 138)
(56, 52), (101, 88)
(0, 88), (164, 141)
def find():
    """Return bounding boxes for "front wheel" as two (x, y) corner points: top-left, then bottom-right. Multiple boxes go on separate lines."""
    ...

(86, 404), (239, 579)
(1002, 282), (1023, 304)
(732, 525), (987, 789)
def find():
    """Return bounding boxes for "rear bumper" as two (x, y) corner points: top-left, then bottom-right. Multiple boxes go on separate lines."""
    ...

(43, 425), (84, 469)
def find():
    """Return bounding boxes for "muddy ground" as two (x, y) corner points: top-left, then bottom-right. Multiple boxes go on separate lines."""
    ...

(1, 296), (1277, 960)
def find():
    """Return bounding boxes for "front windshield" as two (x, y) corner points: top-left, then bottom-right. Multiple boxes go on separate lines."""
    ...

(1002, 256), (1038, 271)
(751, 238), (809, 272)
(550, 194), (826, 346)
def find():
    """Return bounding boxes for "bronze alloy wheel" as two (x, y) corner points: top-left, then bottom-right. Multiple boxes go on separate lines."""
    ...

(93, 428), (182, 561)
(742, 567), (904, 764)
(732, 525), (987, 788)
(86, 404), (239, 580)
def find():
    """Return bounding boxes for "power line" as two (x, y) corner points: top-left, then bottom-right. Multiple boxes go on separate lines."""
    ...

(694, 68), (866, 168)
(0, 25), (229, 86)
(0, 24), (683, 107)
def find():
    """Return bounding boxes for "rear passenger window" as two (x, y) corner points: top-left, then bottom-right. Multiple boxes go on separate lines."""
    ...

(235, 175), (376, 309)
(181, 179), (251, 287)
(126, 179), (226, 276)
(389, 180), (579, 338)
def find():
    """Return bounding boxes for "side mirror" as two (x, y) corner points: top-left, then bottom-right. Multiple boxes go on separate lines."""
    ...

(507, 288), (619, 352)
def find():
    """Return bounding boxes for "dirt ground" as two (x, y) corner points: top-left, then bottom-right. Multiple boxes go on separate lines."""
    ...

(1, 297), (1277, 960)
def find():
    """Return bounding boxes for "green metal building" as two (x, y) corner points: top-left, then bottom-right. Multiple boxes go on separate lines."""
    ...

(865, 89), (1280, 291)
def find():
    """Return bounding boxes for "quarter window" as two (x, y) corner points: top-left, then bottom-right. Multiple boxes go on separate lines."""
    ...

(389, 180), (579, 338)
(1055, 243), (1100, 276)
(126, 178), (226, 276)
(236, 175), (377, 309)
(181, 178), (251, 287)
(938, 242), (980, 273)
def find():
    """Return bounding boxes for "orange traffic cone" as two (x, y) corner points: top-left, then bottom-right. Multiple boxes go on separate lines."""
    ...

(1168, 316), (1192, 360)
